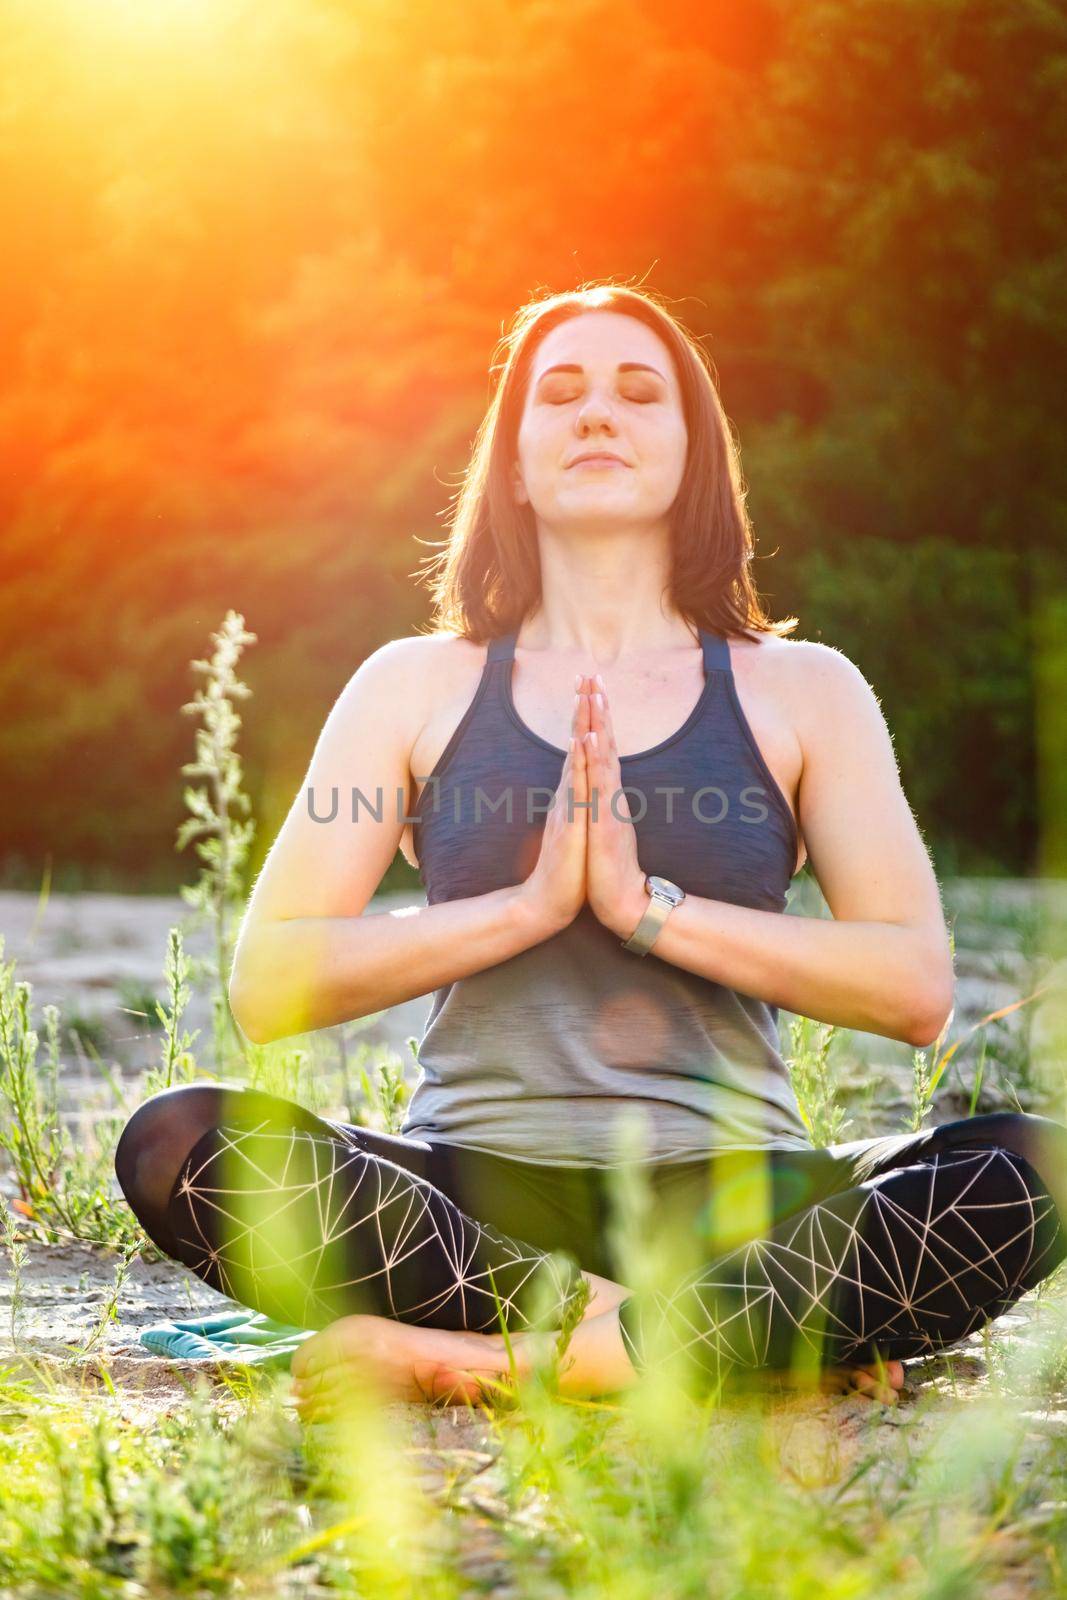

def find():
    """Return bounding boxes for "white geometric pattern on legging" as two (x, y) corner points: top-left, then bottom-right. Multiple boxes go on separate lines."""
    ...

(170, 1119), (582, 1335)
(615, 1145), (1061, 1392)
(161, 1116), (1065, 1397)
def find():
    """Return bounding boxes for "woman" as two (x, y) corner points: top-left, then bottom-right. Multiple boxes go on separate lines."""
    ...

(115, 283), (1067, 1416)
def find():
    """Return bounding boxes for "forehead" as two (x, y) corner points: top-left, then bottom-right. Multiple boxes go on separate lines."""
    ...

(529, 310), (677, 387)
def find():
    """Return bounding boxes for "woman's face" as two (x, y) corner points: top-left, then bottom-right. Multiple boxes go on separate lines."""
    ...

(512, 310), (688, 536)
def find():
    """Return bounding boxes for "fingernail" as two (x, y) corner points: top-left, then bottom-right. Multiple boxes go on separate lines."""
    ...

(595, 674), (604, 691)
(594, 693), (603, 710)
(587, 731), (597, 749)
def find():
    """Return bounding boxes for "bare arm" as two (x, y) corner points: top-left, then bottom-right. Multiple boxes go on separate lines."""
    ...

(228, 640), (584, 1045)
(611, 645), (955, 1047)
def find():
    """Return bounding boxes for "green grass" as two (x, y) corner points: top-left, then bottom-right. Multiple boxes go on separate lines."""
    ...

(2, 1321), (1067, 1598)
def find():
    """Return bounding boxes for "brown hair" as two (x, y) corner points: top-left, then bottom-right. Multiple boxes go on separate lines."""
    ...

(414, 280), (798, 644)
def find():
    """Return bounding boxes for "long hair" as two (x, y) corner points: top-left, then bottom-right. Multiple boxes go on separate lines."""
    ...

(414, 281), (798, 644)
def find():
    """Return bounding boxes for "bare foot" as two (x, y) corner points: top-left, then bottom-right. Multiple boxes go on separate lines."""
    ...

(290, 1314), (528, 1419)
(824, 1358), (905, 1406)
(742, 1358), (905, 1407)
(290, 1270), (625, 1419)
(290, 1310), (907, 1420)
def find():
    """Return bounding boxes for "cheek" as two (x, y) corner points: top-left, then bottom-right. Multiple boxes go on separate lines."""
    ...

(517, 422), (556, 477)
(655, 424), (688, 488)
(638, 430), (687, 493)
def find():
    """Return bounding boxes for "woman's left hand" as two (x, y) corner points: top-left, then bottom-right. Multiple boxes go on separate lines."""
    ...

(582, 675), (648, 941)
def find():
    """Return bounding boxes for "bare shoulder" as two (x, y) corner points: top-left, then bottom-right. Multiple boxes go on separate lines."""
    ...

(761, 635), (888, 748)
(336, 631), (482, 723)
(775, 636), (879, 698)
(348, 630), (477, 680)
(731, 632), (886, 752)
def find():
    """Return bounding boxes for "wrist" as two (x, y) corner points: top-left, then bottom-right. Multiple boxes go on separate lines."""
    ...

(505, 884), (573, 945)
(610, 875), (651, 941)
(618, 874), (687, 954)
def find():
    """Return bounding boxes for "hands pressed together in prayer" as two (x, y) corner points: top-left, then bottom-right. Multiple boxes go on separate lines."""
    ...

(516, 672), (650, 944)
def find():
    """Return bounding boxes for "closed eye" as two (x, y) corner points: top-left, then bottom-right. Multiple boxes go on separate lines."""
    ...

(545, 395), (656, 405)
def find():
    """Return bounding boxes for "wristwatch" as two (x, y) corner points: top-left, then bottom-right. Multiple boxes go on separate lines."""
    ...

(621, 875), (687, 956)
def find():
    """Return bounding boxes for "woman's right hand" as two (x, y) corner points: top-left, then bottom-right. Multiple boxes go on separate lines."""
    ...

(513, 678), (590, 938)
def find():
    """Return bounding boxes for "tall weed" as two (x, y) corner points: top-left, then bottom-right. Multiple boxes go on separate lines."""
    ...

(176, 609), (257, 1073)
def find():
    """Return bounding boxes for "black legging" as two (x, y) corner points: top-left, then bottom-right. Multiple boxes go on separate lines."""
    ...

(114, 1083), (1067, 1397)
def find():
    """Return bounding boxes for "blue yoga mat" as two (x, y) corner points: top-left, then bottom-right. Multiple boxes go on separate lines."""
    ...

(139, 1309), (315, 1370)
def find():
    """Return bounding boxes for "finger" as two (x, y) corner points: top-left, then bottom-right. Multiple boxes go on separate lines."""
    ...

(294, 1387), (336, 1421)
(850, 1357), (898, 1393)
(292, 1378), (347, 1416)
(592, 674), (616, 747)
(590, 676), (610, 740)
(559, 709), (581, 811)
(588, 683), (623, 799)
(577, 678), (591, 738)
(573, 731), (587, 794)
(598, 696), (620, 774)
(564, 685), (590, 801)
(584, 729), (600, 811)
(572, 732), (588, 819)
(588, 688), (601, 751)
(590, 727), (612, 830)
(435, 1367), (496, 1405)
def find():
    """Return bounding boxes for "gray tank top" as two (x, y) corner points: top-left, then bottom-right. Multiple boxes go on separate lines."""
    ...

(401, 626), (814, 1165)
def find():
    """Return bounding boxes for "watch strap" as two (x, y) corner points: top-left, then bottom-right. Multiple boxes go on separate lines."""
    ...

(622, 880), (680, 956)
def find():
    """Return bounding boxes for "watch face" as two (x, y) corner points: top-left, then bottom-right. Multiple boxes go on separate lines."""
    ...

(647, 875), (685, 904)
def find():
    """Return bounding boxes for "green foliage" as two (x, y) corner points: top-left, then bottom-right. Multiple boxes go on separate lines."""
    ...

(60, 1012), (111, 1056)
(4, 1342), (1067, 1599)
(2, 0), (1065, 882)
(177, 611), (258, 1072)
(768, 535), (1036, 874)
(357, 1040), (416, 1136)
(786, 1015), (852, 1148)
(140, 926), (201, 1099)
(115, 979), (165, 1032)
(0, 1385), (312, 1594)
(0, 938), (141, 1249)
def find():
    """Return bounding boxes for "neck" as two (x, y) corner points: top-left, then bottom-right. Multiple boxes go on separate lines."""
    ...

(524, 529), (693, 663)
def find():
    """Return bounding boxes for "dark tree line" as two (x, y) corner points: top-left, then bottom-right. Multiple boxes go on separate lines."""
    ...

(1, 0), (1064, 886)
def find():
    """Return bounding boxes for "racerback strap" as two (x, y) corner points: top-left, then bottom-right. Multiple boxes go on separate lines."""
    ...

(699, 627), (731, 675)
(486, 631), (518, 664)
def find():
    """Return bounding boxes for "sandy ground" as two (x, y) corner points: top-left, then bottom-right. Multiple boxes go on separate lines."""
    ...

(0, 885), (433, 1077)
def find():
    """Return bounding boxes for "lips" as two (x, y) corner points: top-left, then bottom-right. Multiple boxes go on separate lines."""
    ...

(568, 453), (628, 467)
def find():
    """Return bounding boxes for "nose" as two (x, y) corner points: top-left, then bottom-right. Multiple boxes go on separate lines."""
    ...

(575, 390), (618, 434)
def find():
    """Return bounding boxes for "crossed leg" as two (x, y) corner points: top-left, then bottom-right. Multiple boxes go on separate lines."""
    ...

(115, 1081), (624, 1405)
(614, 1125), (1067, 1400)
(291, 1116), (1067, 1411)
(114, 1088), (1067, 1409)
(114, 1082), (586, 1337)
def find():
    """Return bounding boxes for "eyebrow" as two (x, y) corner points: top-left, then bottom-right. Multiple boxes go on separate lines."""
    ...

(534, 362), (667, 385)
